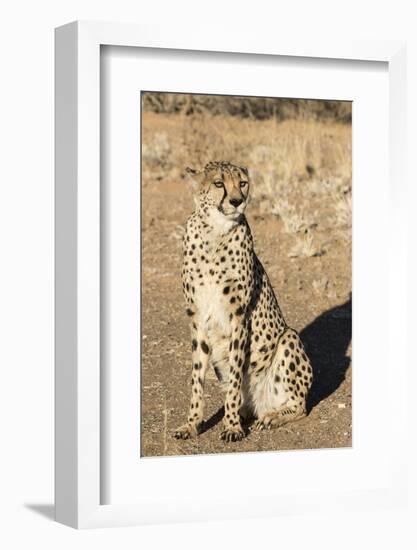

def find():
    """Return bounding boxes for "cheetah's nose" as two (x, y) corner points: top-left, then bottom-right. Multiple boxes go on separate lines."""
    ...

(229, 198), (243, 208)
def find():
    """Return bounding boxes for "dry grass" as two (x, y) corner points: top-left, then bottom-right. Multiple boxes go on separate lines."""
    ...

(142, 112), (351, 187)
(288, 231), (324, 258)
(142, 92), (352, 123)
(269, 199), (318, 234)
(333, 195), (352, 227)
(312, 277), (329, 294)
(141, 109), (351, 267)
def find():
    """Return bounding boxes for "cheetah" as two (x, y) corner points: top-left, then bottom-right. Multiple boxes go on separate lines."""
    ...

(174, 161), (313, 442)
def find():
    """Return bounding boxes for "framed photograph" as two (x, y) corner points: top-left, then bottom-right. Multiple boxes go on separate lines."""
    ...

(55, 21), (407, 528)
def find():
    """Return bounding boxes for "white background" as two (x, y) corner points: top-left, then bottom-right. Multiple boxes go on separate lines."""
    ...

(0, 1), (416, 548)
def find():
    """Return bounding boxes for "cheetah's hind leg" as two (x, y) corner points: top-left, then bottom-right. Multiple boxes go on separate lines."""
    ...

(253, 405), (306, 431)
(252, 328), (312, 431)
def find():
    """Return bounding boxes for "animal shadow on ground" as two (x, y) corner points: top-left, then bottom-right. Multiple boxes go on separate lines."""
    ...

(199, 406), (225, 435)
(302, 295), (352, 414)
(198, 296), (352, 432)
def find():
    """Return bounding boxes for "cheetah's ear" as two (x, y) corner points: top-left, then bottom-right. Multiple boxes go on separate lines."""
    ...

(185, 167), (198, 175)
(185, 166), (204, 188)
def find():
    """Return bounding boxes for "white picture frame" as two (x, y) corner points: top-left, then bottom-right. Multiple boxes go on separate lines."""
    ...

(55, 21), (407, 529)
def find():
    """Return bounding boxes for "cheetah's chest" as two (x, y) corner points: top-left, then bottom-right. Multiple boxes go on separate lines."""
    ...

(194, 274), (231, 338)
(193, 273), (232, 388)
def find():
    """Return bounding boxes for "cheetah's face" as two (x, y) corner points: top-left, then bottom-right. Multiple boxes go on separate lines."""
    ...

(188, 161), (250, 220)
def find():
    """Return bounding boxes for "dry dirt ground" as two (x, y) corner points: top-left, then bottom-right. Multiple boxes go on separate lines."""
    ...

(141, 111), (352, 457)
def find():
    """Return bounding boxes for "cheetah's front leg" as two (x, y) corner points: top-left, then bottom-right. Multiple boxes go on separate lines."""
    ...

(174, 324), (211, 440)
(220, 312), (247, 442)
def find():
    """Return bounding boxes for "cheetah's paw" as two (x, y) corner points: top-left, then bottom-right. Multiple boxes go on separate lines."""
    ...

(173, 423), (198, 440)
(252, 415), (277, 431)
(220, 426), (245, 442)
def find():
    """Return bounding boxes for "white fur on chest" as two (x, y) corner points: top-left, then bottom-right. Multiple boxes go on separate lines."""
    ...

(194, 278), (230, 336)
(191, 210), (238, 335)
(189, 208), (243, 340)
(207, 209), (239, 237)
(194, 277), (231, 387)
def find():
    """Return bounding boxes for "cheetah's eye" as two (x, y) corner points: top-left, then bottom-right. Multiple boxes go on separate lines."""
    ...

(213, 180), (224, 188)
(240, 180), (248, 188)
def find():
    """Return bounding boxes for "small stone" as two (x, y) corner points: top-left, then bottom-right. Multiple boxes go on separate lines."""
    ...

(338, 403), (346, 409)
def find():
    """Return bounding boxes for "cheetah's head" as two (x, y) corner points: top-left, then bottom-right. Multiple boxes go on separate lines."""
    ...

(186, 161), (250, 220)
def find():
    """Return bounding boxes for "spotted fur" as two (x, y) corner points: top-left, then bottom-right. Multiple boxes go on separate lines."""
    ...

(174, 161), (313, 442)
